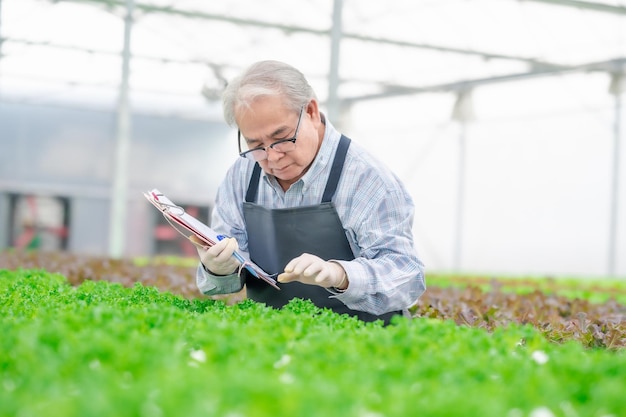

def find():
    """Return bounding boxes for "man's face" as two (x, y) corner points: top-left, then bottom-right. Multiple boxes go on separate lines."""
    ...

(236, 96), (321, 189)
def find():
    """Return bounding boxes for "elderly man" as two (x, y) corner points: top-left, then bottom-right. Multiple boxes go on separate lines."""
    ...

(194, 60), (425, 323)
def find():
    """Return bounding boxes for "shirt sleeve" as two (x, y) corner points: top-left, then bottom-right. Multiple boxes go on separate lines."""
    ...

(209, 159), (252, 252)
(328, 155), (426, 316)
(195, 263), (244, 295)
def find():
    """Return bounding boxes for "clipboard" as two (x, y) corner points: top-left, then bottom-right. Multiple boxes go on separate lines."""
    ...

(143, 189), (280, 290)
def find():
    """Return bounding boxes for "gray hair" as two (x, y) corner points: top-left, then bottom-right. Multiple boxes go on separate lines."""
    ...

(222, 60), (317, 126)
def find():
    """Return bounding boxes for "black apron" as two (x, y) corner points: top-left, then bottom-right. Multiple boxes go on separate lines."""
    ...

(243, 135), (399, 324)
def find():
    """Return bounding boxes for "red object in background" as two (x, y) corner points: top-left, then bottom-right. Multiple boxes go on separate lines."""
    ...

(13, 195), (68, 250)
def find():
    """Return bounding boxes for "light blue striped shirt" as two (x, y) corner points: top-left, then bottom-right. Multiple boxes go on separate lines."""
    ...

(197, 118), (425, 316)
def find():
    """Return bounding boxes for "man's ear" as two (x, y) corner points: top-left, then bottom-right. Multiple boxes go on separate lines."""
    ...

(306, 99), (322, 128)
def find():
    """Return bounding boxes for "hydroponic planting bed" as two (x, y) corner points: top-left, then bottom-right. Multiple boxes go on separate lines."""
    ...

(2, 250), (624, 348)
(1, 250), (625, 417)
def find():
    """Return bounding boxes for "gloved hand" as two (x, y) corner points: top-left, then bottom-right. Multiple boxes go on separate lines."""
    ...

(277, 253), (348, 289)
(190, 235), (240, 276)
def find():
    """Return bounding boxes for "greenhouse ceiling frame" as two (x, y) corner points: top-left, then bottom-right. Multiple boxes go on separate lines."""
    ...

(42, 0), (626, 277)
(2, 0), (624, 277)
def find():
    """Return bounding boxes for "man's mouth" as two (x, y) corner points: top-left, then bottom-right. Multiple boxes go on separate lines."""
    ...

(271, 164), (290, 174)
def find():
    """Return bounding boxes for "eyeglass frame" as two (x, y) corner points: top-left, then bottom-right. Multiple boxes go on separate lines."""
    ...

(237, 106), (305, 161)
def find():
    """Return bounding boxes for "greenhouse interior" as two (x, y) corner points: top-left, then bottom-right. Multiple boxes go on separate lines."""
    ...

(2, 3), (626, 417)
(0, 0), (625, 278)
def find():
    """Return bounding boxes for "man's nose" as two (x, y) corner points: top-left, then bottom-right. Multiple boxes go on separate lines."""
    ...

(266, 146), (283, 162)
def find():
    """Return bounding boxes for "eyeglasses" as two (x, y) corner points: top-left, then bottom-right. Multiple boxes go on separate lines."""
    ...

(238, 106), (304, 161)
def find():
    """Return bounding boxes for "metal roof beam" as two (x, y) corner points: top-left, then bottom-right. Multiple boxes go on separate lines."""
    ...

(0, 36), (222, 65)
(342, 57), (626, 103)
(523, 0), (626, 15)
(48, 0), (561, 67)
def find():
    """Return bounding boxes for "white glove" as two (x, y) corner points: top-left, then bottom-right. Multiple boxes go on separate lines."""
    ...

(190, 235), (240, 276)
(277, 253), (348, 289)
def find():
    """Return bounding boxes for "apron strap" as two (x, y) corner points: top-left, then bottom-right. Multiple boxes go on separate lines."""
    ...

(245, 135), (351, 204)
(322, 135), (351, 203)
(245, 163), (262, 203)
